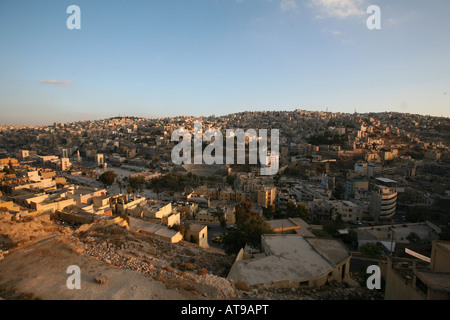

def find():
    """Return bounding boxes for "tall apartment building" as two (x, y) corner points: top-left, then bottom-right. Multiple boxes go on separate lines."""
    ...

(60, 158), (71, 171)
(370, 178), (398, 222)
(257, 187), (276, 208)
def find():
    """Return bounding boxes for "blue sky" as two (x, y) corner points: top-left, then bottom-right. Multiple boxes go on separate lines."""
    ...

(0, 0), (449, 125)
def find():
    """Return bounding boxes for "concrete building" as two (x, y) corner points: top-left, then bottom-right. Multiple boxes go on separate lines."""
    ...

(67, 186), (107, 206)
(308, 199), (363, 223)
(370, 178), (398, 222)
(61, 149), (69, 159)
(257, 187), (276, 208)
(185, 223), (208, 248)
(162, 212), (180, 228)
(128, 217), (183, 243)
(227, 234), (351, 289)
(60, 158), (71, 171)
(96, 154), (104, 167)
(345, 176), (369, 199)
(384, 241), (450, 300)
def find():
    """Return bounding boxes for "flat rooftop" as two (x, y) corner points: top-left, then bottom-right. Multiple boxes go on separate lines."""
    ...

(376, 177), (398, 184)
(394, 225), (438, 242)
(415, 271), (450, 293)
(227, 235), (350, 286)
(267, 218), (316, 237)
(128, 217), (178, 239)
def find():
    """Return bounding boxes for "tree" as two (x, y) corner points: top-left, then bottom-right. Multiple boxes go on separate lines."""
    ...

(234, 202), (257, 224)
(323, 213), (344, 236)
(222, 215), (273, 255)
(360, 243), (383, 259)
(262, 205), (274, 220)
(406, 232), (422, 244)
(439, 229), (450, 241)
(128, 175), (145, 193)
(212, 208), (227, 230)
(226, 175), (236, 187)
(2, 165), (14, 175)
(98, 171), (117, 186)
(285, 202), (309, 220)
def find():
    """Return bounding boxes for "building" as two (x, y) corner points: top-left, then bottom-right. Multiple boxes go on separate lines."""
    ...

(128, 217), (183, 243)
(370, 178), (398, 222)
(384, 241), (450, 300)
(185, 223), (208, 248)
(96, 154), (104, 167)
(308, 199), (363, 223)
(227, 234), (351, 289)
(67, 186), (107, 206)
(61, 149), (69, 159)
(267, 217), (315, 237)
(60, 158), (71, 171)
(162, 212), (180, 228)
(345, 176), (369, 199)
(257, 187), (276, 208)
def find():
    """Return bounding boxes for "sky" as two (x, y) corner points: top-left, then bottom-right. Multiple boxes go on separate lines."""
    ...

(0, 0), (449, 125)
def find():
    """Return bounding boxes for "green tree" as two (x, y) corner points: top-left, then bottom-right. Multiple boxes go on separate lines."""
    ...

(323, 214), (344, 236)
(262, 205), (274, 220)
(234, 202), (257, 224)
(285, 202), (309, 220)
(98, 171), (118, 186)
(212, 208), (227, 230)
(222, 203), (273, 255)
(360, 243), (383, 259)
(222, 216), (273, 255)
(128, 175), (145, 193)
(406, 232), (422, 244)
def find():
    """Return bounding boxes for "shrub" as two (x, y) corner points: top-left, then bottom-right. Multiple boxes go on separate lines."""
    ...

(198, 268), (208, 276)
(179, 262), (195, 271)
(163, 266), (173, 272)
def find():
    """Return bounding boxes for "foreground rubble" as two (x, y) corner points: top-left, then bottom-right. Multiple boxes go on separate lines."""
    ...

(0, 213), (384, 300)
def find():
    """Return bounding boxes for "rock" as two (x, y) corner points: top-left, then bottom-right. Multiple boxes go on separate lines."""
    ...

(95, 273), (109, 285)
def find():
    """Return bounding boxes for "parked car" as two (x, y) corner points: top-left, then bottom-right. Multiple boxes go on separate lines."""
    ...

(212, 236), (223, 243)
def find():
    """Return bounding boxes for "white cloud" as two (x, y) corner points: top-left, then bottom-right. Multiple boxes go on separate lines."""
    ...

(309, 0), (366, 18)
(39, 79), (72, 86)
(280, 0), (298, 12)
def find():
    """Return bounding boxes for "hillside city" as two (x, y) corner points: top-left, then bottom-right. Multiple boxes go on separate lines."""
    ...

(0, 109), (449, 300)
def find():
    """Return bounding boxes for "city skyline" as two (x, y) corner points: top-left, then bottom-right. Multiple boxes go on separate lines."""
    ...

(1, 0), (450, 125)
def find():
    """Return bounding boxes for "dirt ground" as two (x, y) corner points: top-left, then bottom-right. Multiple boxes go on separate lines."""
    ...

(0, 213), (383, 301)
(0, 213), (235, 300)
(0, 235), (195, 300)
